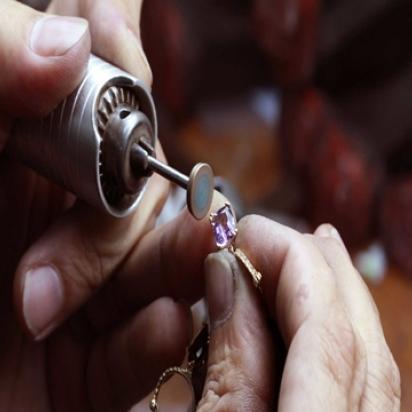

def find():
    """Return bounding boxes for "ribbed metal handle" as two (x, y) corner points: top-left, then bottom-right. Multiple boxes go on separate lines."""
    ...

(8, 55), (157, 218)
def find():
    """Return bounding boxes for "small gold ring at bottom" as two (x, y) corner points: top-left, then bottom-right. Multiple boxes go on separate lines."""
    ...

(150, 365), (195, 412)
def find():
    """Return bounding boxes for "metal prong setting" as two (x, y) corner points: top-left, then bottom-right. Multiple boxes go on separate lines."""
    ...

(209, 202), (262, 290)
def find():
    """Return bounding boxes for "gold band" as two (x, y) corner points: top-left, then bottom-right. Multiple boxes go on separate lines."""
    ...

(149, 323), (209, 412)
(150, 364), (195, 412)
(230, 246), (263, 291)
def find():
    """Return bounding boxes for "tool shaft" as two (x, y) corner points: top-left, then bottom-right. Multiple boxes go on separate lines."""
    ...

(147, 156), (189, 188)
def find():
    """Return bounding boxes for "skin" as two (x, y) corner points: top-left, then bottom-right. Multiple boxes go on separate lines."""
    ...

(200, 218), (401, 411)
(0, 0), (401, 411)
(0, 0), (218, 410)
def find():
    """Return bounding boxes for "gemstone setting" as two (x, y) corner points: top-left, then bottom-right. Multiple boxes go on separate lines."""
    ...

(210, 203), (237, 249)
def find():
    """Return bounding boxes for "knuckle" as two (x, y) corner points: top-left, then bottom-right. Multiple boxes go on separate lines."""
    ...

(318, 311), (366, 394)
(321, 327), (356, 386)
(63, 234), (107, 293)
(367, 346), (401, 410)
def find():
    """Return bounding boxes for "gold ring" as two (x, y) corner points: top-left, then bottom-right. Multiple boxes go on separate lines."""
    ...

(210, 203), (263, 291)
(149, 324), (209, 412)
(150, 366), (194, 412)
(230, 246), (263, 290)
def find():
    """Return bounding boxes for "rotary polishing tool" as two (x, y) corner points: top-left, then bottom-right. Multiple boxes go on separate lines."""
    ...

(7, 55), (214, 220)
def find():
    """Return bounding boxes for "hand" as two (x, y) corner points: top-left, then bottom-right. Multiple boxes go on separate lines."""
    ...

(0, 0), (216, 410)
(200, 217), (401, 411)
(2, 0), (156, 341)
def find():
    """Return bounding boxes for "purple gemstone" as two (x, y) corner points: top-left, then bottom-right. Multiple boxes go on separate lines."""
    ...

(210, 204), (237, 248)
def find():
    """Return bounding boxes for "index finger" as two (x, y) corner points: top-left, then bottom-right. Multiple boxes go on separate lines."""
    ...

(48, 0), (152, 85)
(236, 215), (340, 342)
(236, 216), (367, 411)
(86, 192), (228, 329)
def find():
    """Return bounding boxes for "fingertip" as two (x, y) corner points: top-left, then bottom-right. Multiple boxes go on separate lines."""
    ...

(82, 2), (152, 87)
(19, 22), (91, 116)
(14, 262), (65, 341)
(314, 223), (334, 237)
(314, 223), (345, 247)
(2, 15), (91, 117)
(204, 250), (232, 271)
(205, 251), (236, 329)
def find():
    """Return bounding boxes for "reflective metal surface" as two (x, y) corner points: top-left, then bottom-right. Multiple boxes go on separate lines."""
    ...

(9, 55), (157, 218)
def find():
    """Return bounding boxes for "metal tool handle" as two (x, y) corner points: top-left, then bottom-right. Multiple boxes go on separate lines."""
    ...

(8, 55), (157, 218)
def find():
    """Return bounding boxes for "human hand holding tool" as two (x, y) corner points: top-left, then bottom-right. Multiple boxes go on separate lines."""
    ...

(0, 1), (216, 410)
(0, 1), (401, 411)
(9, 54), (214, 220)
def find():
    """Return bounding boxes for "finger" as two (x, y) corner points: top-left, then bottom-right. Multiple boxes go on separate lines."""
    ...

(14, 149), (169, 340)
(236, 215), (336, 342)
(313, 224), (381, 334)
(48, 0), (152, 85)
(0, 0), (90, 120)
(235, 216), (368, 411)
(313, 224), (401, 411)
(48, 298), (192, 412)
(87, 298), (192, 412)
(198, 251), (275, 412)
(13, 0), (163, 340)
(85, 192), (228, 331)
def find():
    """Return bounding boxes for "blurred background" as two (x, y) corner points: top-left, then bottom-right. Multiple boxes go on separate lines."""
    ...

(26, 0), (412, 410)
(140, 1), (412, 409)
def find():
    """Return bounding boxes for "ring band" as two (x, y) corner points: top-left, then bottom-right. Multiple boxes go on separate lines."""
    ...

(231, 246), (263, 290)
(149, 324), (209, 412)
(150, 366), (195, 412)
(150, 203), (263, 412)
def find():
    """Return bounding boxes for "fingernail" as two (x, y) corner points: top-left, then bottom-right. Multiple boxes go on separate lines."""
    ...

(23, 266), (64, 339)
(30, 16), (88, 57)
(329, 226), (345, 245)
(205, 251), (235, 328)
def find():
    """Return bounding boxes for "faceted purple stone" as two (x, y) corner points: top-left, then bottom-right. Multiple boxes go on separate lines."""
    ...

(210, 204), (237, 248)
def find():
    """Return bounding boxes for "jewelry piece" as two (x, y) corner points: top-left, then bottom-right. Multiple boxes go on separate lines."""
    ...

(210, 203), (263, 291)
(150, 324), (209, 412)
(150, 203), (261, 412)
(231, 248), (263, 290)
(209, 202), (238, 249)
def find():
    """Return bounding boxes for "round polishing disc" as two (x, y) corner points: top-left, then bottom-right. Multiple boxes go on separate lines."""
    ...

(187, 163), (214, 220)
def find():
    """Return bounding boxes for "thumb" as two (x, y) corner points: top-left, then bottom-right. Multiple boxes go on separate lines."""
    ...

(199, 251), (275, 412)
(0, 0), (90, 147)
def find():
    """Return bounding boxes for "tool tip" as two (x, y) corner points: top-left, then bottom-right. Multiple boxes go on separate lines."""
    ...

(187, 163), (214, 220)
